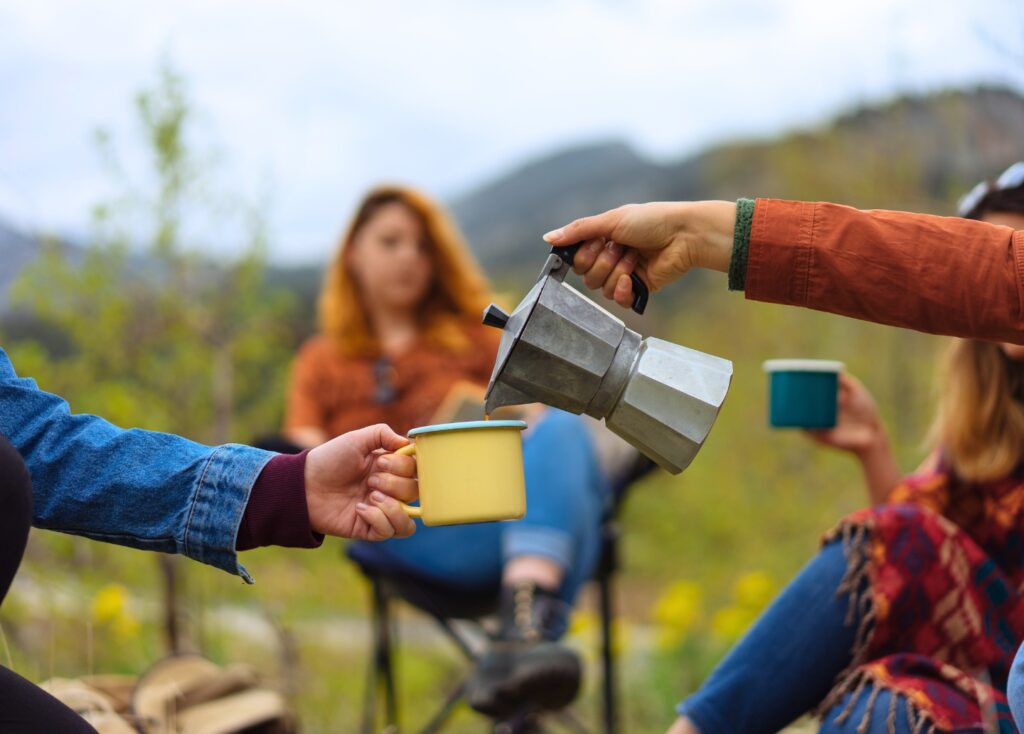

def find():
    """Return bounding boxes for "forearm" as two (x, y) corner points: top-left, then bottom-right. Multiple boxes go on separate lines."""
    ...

(0, 348), (271, 581)
(856, 436), (902, 505)
(679, 200), (736, 274)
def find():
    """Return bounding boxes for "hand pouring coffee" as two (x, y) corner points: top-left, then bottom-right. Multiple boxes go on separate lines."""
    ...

(481, 243), (733, 474)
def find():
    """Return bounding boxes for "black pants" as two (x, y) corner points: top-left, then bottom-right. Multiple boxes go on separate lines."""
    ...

(0, 435), (98, 733)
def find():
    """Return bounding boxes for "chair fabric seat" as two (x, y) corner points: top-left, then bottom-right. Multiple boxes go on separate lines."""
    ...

(347, 542), (501, 620)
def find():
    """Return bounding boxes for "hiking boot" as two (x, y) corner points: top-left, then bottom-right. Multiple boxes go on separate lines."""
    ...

(467, 581), (581, 718)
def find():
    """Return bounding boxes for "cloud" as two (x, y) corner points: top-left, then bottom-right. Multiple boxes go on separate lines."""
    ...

(0, 0), (1020, 262)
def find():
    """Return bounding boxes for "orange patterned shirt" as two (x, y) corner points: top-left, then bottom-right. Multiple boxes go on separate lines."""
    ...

(284, 321), (501, 438)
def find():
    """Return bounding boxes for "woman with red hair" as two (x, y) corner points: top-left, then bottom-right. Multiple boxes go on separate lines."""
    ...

(284, 185), (609, 716)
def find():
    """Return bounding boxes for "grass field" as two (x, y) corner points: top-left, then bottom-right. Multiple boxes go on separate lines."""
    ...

(0, 282), (944, 732)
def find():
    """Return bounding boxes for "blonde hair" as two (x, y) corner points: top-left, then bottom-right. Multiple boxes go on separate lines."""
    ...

(929, 339), (1024, 481)
(318, 185), (492, 356)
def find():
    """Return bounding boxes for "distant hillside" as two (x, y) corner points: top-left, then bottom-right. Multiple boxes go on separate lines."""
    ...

(0, 221), (40, 305)
(451, 141), (676, 272)
(2, 86), (1023, 316)
(453, 86), (1024, 274)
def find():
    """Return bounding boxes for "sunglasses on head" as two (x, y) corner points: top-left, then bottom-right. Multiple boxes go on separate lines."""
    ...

(373, 356), (398, 405)
(958, 161), (1024, 218)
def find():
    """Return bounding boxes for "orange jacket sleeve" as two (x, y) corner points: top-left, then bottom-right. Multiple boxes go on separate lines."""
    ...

(744, 198), (1024, 344)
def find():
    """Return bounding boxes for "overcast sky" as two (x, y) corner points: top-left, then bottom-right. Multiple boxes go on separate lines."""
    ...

(1, 0), (1022, 263)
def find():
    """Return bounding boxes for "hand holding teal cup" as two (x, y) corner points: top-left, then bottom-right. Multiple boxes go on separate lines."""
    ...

(763, 359), (845, 429)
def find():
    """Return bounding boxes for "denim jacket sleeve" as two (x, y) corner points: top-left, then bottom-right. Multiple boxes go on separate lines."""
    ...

(0, 347), (273, 583)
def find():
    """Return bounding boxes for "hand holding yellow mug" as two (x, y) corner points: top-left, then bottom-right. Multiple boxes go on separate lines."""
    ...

(393, 420), (528, 525)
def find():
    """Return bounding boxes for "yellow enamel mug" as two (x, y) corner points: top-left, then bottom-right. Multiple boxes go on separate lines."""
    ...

(395, 420), (527, 526)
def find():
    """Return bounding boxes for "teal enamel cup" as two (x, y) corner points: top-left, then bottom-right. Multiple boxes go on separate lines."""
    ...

(763, 359), (845, 429)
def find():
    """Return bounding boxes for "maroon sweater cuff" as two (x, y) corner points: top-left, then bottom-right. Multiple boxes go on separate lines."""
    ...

(236, 450), (325, 551)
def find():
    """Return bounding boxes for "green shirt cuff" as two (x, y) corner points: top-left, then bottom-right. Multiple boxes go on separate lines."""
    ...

(728, 198), (756, 291)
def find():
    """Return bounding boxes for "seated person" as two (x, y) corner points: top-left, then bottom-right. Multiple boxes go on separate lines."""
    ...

(283, 185), (611, 715)
(669, 170), (1024, 734)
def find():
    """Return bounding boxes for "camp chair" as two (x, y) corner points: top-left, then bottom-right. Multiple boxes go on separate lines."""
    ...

(348, 421), (656, 734)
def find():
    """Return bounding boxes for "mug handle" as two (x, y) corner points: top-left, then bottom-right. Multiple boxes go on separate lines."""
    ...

(392, 443), (422, 518)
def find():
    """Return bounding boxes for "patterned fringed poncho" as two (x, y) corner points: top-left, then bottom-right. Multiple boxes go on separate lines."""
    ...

(819, 460), (1024, 733)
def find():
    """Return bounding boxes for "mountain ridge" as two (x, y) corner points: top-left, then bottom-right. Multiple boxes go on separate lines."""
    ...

(2, 85), (1023, 313)
(452, 85), (1024, 273)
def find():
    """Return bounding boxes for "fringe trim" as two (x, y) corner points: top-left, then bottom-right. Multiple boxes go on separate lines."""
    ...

(817, 520), (880, 723)
(820, 667), (940, 734)
(819, 519), (988, 734)
(835, 520), (878, 670)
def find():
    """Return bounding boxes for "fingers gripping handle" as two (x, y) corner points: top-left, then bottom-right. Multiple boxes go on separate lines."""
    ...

(392, 443), (422, 518)
(549, 242), (649, 314)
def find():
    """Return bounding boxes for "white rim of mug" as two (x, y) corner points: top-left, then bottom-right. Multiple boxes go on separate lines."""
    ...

(407, 420), (528, 437)
(762, 359), (846, 373)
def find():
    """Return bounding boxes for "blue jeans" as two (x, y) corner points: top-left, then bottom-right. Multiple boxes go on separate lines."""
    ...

(679, 540), (942, 734)
(354, 410), (607, 610)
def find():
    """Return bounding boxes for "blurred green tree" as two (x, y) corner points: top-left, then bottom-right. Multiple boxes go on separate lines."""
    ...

(4, 61), (295, 653)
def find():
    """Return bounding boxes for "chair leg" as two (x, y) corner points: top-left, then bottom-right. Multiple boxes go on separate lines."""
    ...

(598, 571), (617, 734)
(376, 580), (400, 730)
(362, 578), (400, 733)
(430, 614), (479, 664)
(416, 679), (468, 734)
(361, 634), (377, 734)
